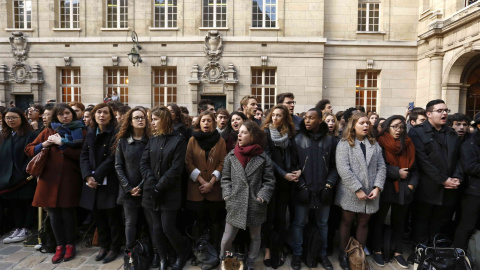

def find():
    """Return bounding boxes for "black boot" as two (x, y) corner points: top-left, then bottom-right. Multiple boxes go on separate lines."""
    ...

(151, 248), (160, 268)
(159, 253), (168, 270)
(338, 251), (350, 270)
(172, 256), (187, 270)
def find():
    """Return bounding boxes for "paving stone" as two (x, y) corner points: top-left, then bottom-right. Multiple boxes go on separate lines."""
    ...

(56, 256), (88, 269)
(13, 255), (48, 269)
(99, 257), (124, 270)
(0, 246), (23, 255)
(77, 266), (100, 270)
(83, 255), (104, 265)
(3, 251), (34, 262)
(31, 263), (57, 270)
(76, 248), (98, 257)
(0, 262), (14, 270)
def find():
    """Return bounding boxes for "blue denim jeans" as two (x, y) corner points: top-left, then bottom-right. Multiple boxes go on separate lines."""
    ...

(292, 203), (330, 256)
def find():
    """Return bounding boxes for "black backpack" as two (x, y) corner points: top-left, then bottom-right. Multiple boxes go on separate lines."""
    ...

(302, 223), (322, 268)
(124, 238), (153, 270)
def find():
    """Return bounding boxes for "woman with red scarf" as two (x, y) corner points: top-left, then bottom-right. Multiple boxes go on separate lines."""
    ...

(371, 115), (418, 269)
(220, 121), (275, 270)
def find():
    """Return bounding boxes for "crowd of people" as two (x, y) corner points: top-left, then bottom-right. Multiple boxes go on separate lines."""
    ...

(0, 93), (478, 270)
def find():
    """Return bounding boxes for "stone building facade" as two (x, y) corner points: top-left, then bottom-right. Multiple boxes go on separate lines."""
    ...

(0, 0), (478, 119)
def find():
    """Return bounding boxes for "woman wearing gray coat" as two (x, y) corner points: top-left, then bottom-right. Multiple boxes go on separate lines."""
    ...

(334, 113), (386, 270)
(220, 121), (275, 270)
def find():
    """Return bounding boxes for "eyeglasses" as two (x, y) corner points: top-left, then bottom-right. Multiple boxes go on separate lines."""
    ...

(28, 108), (40, 112)
(390, 125), (405, 131)
(432, 109), (451, 114)
(133, 117), (145, 122)
(284, 101), (296, 105)
(5, 117), (20, 121)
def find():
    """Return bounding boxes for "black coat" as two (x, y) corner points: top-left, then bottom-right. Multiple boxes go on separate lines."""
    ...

(0, 131), (37, 200)
(79, 123), (119, 211)
(291, 121), (338, 206)
(461, 131), (480, 197)
(292, 115), (302, 131)
(264, 128), (294, 191)
(380, 148), (419, 205)
(115, 135), (149, 206)
(408, 120), (462, 206)
(140, 132), (186, 211)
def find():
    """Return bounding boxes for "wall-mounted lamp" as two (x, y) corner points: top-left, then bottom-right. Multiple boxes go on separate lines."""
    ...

(128, 31), (142, 66)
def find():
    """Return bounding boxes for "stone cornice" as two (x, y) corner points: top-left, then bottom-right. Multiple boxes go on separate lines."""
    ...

(325, 40), (417, 47)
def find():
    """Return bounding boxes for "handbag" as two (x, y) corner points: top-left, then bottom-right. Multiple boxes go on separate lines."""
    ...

(123, 238), (153, 270)
(186, 223), (219, 270)
(414, 234), (472, 270)
(221, 251), (244, 270)
(345, 237), (370, 270)
(26, 148), (50, 177)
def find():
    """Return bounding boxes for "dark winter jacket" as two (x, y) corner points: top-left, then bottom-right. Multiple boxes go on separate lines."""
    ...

(0, 131), (37, 200)
(380, 148), (419, 205)
(292, 114), (302, 131)
(408, 120), (463, 206)
(264, 128), (294, 191)
(140, 132), (186, 211)
(115, 135), (149, 206)
(461, 131), (480, 197)
(79, 123), (119, 211)
(292, 121), (338, 207)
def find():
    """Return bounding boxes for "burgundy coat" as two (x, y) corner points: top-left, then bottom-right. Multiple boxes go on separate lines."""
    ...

(25, 128), (85, 208)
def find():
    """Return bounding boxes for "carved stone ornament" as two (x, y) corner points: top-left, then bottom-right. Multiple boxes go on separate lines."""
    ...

(261, 56), (268, 66)
(9, 62), (33, 83)
(112, 56), (119, 66)
(64, 56), (71, 66)
(202, 62), (225, 83)
(204, 30), (223, 61)
(161, 56), (167, 66)
(367, 59), (374, 69)
(9, 32), (29, 62)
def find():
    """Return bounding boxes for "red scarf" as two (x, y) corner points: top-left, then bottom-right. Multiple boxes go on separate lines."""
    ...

(234, 143), (264, 168)
(377, 133), (415, 193)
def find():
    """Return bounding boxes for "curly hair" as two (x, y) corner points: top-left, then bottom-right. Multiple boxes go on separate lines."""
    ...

(113, 107), (151, 150)
(151, 106), (173, 135)
(261, 104), (295, 138)
(242, 121), (266, 148)
(341, 112), (375, 147)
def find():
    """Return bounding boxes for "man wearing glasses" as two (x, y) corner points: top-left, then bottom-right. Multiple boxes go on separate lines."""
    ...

(408, 99), (463, 249)
(277, 93), (302, 131)
(27, 104), (44, 131)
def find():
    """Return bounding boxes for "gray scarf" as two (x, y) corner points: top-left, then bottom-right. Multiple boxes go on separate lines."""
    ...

(269, 126), (289, 149)
(217, 127), (227, 137)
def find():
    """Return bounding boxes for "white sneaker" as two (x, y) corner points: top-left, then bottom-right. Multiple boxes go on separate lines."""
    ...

(11, 228), (31, 243)
(3, 228), (21, 244)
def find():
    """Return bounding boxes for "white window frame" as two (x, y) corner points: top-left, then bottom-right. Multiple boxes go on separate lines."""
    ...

(358, 1), (380, 32)
(105, 68), (128, 104)
(202, 0), (227, 28)
(466, 0), (478, 6)
(106, 0), (128, 29)
(59, 0), (80, 29)
(13, 0), (32, 29)
(356, 71), (379, 113)
(251, 68), (277, 111)
(60, 68), (81, 102)
(153, 0), (177, 28)
(252, 0), (277, 28)
(152, 67), (177, 107)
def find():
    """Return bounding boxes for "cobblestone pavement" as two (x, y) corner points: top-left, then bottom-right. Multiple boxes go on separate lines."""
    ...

(0, 231), (412, 270)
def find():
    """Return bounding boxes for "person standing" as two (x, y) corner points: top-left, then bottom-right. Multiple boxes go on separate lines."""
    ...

(223, 112), (248, 152)
(371, 115), (418, 268)
(25, 103), (86, 263)
(216, 108), (229, 137)
(408, 100), (462, 247)
(27, 104), (44, 131)
(335, 113), (386, 270)
(277, 93), (302, 131)
(290, 108), (338, 270)
(80, 103), (121, 264)
(114, 107), (151, 256)
(261, 104), (296, 268)
(240, 95), (261, 126)
(220, 121), (275, 270)
(1, 108), (37, 245)
(140, 107), (188, 270)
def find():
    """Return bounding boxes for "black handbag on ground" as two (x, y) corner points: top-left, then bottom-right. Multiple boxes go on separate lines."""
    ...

(186, 223), (219, 270)
(124, 238), (153, 270)
(414, 234), (472, 270)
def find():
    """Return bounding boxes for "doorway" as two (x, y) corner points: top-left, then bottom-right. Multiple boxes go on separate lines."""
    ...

(14, 95), (34, 112)
(201, 95), (227, 110)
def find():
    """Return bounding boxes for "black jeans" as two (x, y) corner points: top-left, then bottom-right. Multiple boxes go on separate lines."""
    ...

(48, 207), (76, 246)
(11, 199), (35, 229)
(262, 188), (290, 249)
(123, 205), (144, 248)
(412, 201), (455, 245)
(371, 202), (409, 253)
(454, 194), (480, 250)
(144, 208), (186, 257)
(93, 207), (122, 252)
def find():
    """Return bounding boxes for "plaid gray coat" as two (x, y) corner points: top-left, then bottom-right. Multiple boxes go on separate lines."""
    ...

(221, 150), (276, 230)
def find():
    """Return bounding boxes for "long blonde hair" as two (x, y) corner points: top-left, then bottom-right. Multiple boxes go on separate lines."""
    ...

(322, 112), (339, 137)
(341, 113), (375, 147)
